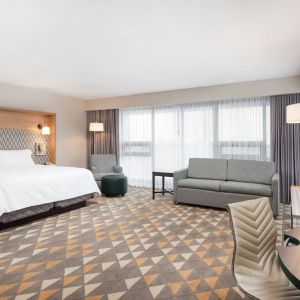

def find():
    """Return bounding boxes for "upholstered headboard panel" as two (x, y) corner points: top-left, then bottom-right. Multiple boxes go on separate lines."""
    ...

(0, 128), (50, 164)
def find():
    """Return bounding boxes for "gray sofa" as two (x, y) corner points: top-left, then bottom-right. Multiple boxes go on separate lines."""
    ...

(174, 158), (279, 216)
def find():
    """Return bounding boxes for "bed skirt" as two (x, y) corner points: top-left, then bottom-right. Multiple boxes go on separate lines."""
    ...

(0, 193), (95, 229)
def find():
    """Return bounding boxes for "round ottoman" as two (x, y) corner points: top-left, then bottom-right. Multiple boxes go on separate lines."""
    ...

(101, 175), (128, 197)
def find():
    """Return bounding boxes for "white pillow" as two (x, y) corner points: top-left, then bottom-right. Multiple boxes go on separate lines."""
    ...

(0, 150), (35, 168)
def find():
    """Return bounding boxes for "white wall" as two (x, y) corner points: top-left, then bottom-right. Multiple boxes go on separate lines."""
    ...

(0, 82), (87, 168)
(86, 76), (300, 110)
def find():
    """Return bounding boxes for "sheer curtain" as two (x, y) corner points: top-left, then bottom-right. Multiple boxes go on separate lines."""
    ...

(119, 97), (270, 188)
(119, 107), (152, 187)
(154, 105), (182, 172)
(182, 102), (214, 166)
(217, 98), (270, 160)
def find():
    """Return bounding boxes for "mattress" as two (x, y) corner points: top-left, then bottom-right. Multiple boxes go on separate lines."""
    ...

(0, 165), (100, 217)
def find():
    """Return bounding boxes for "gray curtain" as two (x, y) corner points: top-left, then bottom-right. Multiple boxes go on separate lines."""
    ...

(87, 109), (119, 168)
(271, 93), (300, 203)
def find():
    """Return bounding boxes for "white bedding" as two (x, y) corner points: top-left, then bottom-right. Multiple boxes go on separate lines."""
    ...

(0, 165), (100, 216)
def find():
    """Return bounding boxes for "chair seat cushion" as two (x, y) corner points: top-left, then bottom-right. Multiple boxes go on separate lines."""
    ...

(177, 178), (223, 192)
(220, 181), (272, 197)
(94, 172), (119, 181)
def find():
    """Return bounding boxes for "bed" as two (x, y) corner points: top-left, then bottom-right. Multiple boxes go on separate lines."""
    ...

(0, 150), (100, 229)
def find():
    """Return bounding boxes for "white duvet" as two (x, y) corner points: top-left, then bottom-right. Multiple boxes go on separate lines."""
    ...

(0, 165), (100, 216)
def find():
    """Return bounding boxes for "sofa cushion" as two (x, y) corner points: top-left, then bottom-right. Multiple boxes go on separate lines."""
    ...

(220, 181), (272, 197)
(188, 158), (228, 180)
(177, 178), (224, 192)
(227, 159), (274, 185)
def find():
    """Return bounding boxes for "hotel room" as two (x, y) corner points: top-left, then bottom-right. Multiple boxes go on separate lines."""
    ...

(0, 1), (300, 299)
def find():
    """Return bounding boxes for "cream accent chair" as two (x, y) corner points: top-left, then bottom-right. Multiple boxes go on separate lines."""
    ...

(227, 198), (300, 300)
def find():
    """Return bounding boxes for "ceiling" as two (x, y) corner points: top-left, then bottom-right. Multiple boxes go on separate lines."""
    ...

(0, 0), (300, 100)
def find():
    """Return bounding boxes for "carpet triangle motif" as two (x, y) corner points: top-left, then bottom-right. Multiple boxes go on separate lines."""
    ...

(0, 187), (264, 299)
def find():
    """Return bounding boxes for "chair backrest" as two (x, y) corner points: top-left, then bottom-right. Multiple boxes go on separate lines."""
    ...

(91, 154), (116, 173)
(227, 197), (277, 278)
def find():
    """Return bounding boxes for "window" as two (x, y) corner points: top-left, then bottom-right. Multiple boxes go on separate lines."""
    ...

(217, 98), (270, 160)
(153, 106), (182, 172)
(119, 108), (152, 187)
(119, 97), (270, 187)
(182, 103), (214, 166)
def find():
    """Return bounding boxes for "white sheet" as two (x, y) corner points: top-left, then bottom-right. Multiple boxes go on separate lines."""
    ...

(0, 165), (100, 216)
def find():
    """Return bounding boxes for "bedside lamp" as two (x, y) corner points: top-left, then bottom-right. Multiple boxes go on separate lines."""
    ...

(89, 122), (104, 154)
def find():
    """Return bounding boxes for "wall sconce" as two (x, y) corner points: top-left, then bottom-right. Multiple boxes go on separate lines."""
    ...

(37, 124), (51, 135)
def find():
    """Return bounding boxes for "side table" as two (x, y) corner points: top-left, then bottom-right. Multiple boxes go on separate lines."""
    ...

(152, 171), (174, 200)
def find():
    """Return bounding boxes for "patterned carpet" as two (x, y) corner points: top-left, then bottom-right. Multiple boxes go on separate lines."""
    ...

(0, 187), (283, 300)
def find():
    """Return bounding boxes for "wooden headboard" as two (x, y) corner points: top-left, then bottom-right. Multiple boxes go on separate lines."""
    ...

(0, 107), (56, 163)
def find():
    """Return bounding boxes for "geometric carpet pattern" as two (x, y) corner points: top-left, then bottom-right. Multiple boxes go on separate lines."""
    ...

(0, 187), (280, 300)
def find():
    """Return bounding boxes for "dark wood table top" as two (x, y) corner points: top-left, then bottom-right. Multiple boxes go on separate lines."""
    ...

(152, 171), (174, 177)
(278, 246), (300, 290)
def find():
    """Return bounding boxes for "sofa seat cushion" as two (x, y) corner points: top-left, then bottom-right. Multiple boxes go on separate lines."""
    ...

(177, 178), (224, 192)
(220, 181), (272, 197)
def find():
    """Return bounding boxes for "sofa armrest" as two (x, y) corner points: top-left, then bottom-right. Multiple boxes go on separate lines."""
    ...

(173, 168), (188, 190)
(113, 165), (123, 174)
(272, 173), (279, 216)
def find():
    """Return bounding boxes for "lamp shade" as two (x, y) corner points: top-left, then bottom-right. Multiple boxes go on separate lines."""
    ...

(287, 103), (300, 123)
(41, 126), (50, 135)
(89, 122), (104, 132)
